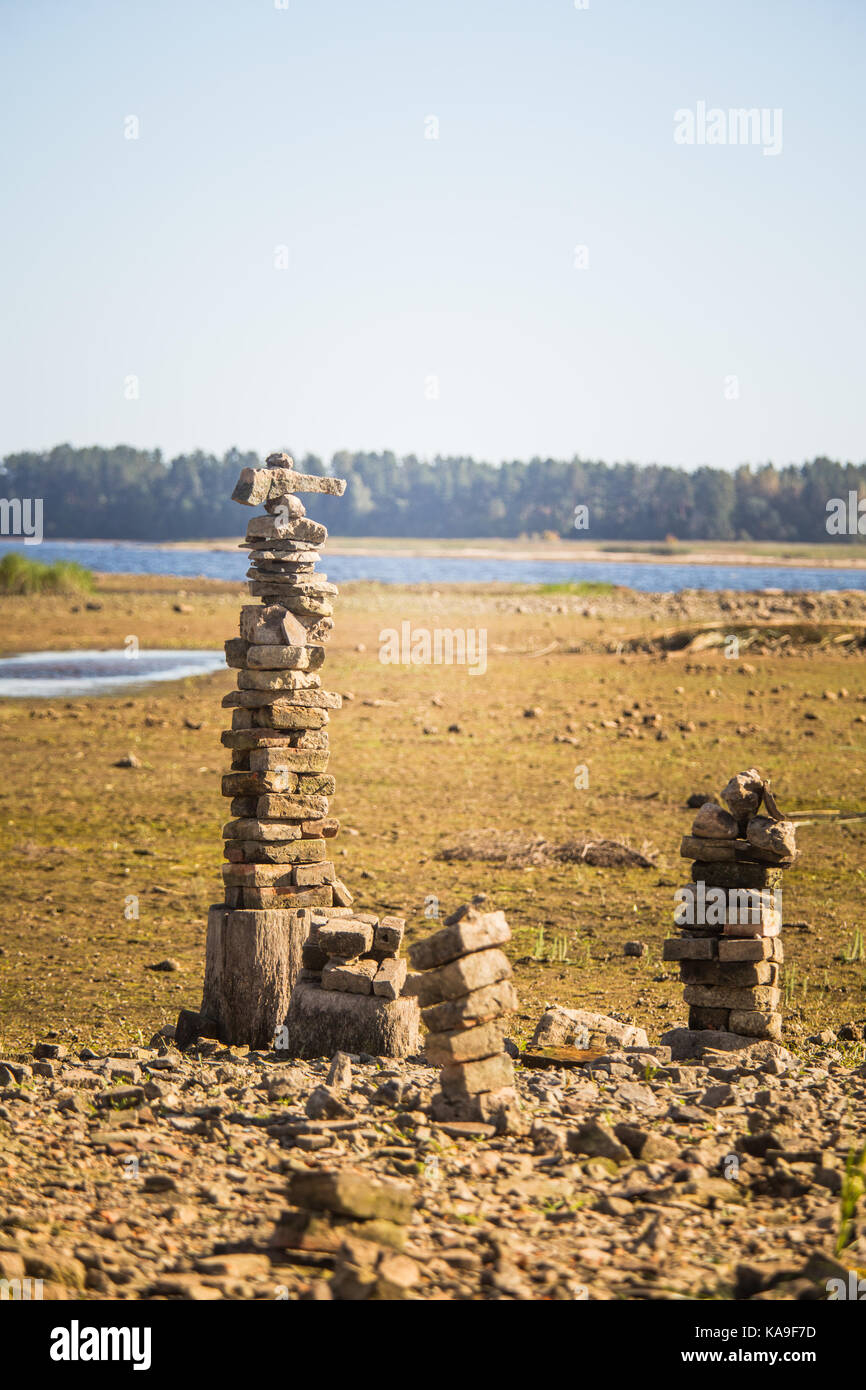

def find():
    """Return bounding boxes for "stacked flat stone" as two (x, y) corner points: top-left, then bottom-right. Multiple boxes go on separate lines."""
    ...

(180, 455), (420, 1053)
(302, 908), (409, 998)
(270, 1169), (419, 1299)
(664, 768), (797, 1042)
(180, 455), (352, 1049)
(408, 903), (518, 1123)
(220, 453), (351, 915)
(286, 907), (420, 1057)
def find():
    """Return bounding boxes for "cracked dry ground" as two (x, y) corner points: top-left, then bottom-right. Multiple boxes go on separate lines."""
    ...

(1, 1037), (864, 1301)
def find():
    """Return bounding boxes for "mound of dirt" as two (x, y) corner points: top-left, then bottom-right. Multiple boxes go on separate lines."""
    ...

(438, 829), (657, 869)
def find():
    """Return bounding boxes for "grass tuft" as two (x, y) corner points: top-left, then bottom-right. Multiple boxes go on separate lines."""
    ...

(0, 552), (95, 595)
(538, 580), (616, 595)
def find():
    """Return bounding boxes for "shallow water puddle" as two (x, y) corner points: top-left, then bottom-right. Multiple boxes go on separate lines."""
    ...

(0, 648), (225, 698)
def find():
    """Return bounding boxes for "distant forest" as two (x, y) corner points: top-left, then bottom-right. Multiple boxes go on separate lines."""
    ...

(2, 445), (864, 543)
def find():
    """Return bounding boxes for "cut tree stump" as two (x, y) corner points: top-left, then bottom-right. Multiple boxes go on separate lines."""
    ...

(199, 905), (308, 1049)
(285, 978), (420, 1058)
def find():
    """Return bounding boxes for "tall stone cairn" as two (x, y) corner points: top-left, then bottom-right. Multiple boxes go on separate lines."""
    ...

(408, 902), (519, 1126)
(664, 768), (797, 1042)
(184, 453), (352, 1049)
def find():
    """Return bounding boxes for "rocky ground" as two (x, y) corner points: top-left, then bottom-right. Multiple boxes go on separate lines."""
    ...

(498, 583), (866, 626)
(1, 1021), (864, 1302)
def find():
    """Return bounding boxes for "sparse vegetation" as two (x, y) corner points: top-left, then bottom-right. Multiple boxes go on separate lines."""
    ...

(836, 1142), (866, 1255)
(538, 581), (617, 596)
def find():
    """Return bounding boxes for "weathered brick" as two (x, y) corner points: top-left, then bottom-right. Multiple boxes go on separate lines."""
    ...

(408, 908), (509, 971)
(415, 948), (511, 1007)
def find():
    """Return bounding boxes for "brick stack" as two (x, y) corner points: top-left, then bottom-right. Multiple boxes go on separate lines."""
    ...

(220, 453), (350, 914)
(408, 903), (518, 1125)
(179, 454), (359, 1050)
(285, 907), (420, 1057)
(302, 908), (408, 998)
(664, 768), (797, 1042)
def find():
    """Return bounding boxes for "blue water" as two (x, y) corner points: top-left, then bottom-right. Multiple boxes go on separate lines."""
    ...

(0, 648), (226, 698)
(1, 539), (865, 594)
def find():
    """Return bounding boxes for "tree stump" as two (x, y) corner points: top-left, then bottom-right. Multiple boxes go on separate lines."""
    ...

(285, 978), (420, 1058)
(199, 905), (307, 1049)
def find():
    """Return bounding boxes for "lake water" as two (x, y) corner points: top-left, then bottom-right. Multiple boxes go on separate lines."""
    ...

(0, 649), (226, 698)
(1, 540), (865, 593)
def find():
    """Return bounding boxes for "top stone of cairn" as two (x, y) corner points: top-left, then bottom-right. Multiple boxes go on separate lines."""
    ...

(720, 767), (765, 821)
(232, 453), (347, 507)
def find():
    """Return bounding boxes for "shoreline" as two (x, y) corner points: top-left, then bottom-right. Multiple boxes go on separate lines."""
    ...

(25, 537), (866, 571)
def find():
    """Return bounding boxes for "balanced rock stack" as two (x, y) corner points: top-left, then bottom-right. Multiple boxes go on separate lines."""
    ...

(408, 902), (519, 1126)
(221, 452), (349, 914)
(271, 1169), (419, 1300)
(665, 768), (797, 1043)
(285, 907), (420, 1057)
(182, 454), (353, 1050)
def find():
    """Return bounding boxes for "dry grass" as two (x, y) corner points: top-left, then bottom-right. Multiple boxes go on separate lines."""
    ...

(439, 829), (657, 869)
(0, 575), (864, 1055)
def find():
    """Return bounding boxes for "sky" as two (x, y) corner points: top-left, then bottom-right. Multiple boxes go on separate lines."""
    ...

(1, 0), (863, 472)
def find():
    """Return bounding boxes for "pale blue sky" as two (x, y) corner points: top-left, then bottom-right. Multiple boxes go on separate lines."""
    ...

(1, 0), (863, 470)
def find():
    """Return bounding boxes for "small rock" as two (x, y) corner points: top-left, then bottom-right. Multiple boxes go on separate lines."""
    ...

(721, 768), (764, 819)
(326, 1052), (353, 1089)
(147, 1024), (177, 1048)
(533, 1007), (647, 1050)
(93, 1085), (146, 1109)
(747, 816), (797, 857)
(370, 1079), (403, 1108)
(142, 1173), (179, 1193)
(287, 1169), (414, 1224)
(699, 1083), (737, 1109)
(305, 1085), (353, 1120)
(686, 792), (714, 808)
(661, 1028), (795, 1066)
(614, 1123), (679, 1162)
(692, 801), (739, 839)
(566, 1121), (631, 1164)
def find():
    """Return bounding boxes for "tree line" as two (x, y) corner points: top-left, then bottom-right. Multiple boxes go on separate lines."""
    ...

(1, 444), (863, 542)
